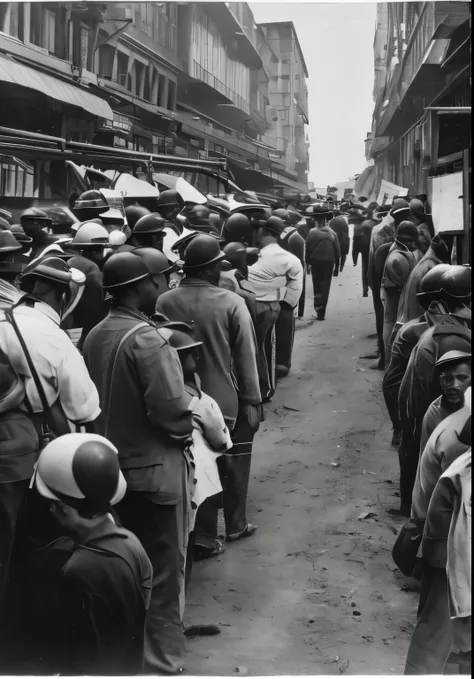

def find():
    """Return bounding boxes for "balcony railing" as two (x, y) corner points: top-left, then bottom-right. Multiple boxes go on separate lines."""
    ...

(192, 61), (251, 116)
(225, 2), (258, 52)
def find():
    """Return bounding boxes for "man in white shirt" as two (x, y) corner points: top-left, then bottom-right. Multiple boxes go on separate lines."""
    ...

(0, 257), (101, 430)
(247, 216), (303, 402)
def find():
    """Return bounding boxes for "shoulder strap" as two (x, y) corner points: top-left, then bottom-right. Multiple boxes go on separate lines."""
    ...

(4, 308), (51, 428)
(104, 322), (149, 438)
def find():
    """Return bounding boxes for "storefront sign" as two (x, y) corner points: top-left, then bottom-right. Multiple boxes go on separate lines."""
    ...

(376, 179), (408, 206)
(429, 172), (463, 234)
(97, 114), (132, 136)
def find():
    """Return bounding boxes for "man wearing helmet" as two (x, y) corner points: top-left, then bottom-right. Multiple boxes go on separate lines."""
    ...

(381, 221), (420, 361)
(82, 251), (194, 675)
(20, 208), (59, 260)
(29, 433), (153, 674)
(397, 265), (471, 516)
(393, 234), (450, 334)
(67, 222), (111, 349)
(0, 256), (100, 437)
(156, 235), (261, 556)
(156, 189), (185, 231)
(383, 265), (452, 452)
(72, 190), (110, 224)
(131, 213), (168, 251)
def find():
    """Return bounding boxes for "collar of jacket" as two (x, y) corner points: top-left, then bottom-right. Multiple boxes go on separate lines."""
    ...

(179, 277), (215, 288)
(109, 304), (154, 325)
(185, 374), (202, 398)
(16, 296), (60, 326)
(76, 516), (129, 549)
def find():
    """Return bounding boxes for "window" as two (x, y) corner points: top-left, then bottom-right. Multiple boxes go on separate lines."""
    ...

(167, 80), (176, 111)
(116, 52), (129, 88)
(158, 73), (166, 107)
(143, 65), (151, 101)
(45, 9), (56, 53)
(1, 159), (34, 198)
(1, 3), (24, 40)
(80, 25), (90, 70)
(98, 43), (115, 79)
(30, 3), (43, 47)
(154, 2), (178, 52)
(132, 61), (145, 98)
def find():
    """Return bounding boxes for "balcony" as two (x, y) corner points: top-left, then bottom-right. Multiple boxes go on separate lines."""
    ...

(202, 2), (262, 70)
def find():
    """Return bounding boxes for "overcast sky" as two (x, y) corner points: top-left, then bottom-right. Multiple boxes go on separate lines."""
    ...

(251, 2), (377, 187)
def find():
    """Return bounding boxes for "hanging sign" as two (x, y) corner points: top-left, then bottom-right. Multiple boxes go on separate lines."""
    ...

(376, 179), (408, 206)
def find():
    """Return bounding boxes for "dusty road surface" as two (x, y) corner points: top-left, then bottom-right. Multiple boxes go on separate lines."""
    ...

(186, 261), (420, 675)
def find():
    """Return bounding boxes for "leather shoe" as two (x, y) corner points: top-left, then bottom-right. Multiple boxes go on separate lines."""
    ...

(226, 523), (257, 542)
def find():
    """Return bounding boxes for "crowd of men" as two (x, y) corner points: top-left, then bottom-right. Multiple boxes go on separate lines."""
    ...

(0, 186), (470, 675)
(356, 195), (471, 674)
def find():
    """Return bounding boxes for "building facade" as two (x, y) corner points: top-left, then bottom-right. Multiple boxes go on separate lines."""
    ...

(0, 2), (310, 198)
(366, 1), (470, 204)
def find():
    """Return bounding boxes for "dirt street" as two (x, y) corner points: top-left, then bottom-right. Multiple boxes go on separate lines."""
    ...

(186, 260), (420, 675)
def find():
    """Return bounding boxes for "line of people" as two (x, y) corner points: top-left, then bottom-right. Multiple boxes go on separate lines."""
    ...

(0, 189), (321, 674)
(352, 194), (472, 674)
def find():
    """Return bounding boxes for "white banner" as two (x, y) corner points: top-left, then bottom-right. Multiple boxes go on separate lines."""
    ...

(376, 179), (408, 206)
(429, 172), (463, 234)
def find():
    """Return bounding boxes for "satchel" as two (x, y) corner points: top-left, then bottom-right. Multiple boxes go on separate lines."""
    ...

(5, 308), (57, 448)
(392, 518), (424, 577)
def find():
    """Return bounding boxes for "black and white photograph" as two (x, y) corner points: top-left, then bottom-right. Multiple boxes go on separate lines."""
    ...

(0, 0), (471, 675)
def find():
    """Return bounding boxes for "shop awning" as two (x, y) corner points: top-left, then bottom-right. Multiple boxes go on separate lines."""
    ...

(0, 55), (113, 120)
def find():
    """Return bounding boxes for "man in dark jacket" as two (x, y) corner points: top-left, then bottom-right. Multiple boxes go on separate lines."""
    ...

(329, 216), (350, 273)
(156, 235), (261, 556)
(397, 266), (471, 516)
(306, 216), (340, 320)
(83, 252), (193, 675)
(29, 434), (152, 676)
(352, 205), (378, 297)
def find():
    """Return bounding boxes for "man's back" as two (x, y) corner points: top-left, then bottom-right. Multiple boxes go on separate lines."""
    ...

(42, 523), (152, 675)
(306, 226), (338, 262)
(0, 300), (100, 424)
(83, 308), (193, 503)
(156, 279), (260, 427)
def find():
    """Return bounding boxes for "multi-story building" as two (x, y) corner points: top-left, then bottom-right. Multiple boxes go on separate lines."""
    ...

(367, 2), (470, 205)
(258, 22), (309, 188)
(0, 2), (310, 197)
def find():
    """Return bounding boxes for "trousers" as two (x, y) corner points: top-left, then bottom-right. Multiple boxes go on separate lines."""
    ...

(0, 480), (30, 653)
(311, 260), (334, 318)
(298, 271), (306, 318)
(383, 287), (401, 365)
(405, 567), (453, 674)
(116, 493), (186, 675)
(372, 284), (385, 363)
(194, 413), (254, 546)
(361, 253), (369, 296)
(275, 304), (296, 371)
(382, 362), (402, 431)
(254, 301), (280, 402)
(398, 422), (422, 512)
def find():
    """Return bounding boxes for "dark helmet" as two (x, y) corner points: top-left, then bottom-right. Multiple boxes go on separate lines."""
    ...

(272, 209), (291, 224)
(102, 252), (150, 289)
(20, 207), (52, 225)
(185, 205), (211, 227)
(20, 256), (84, 290)
(35, 433), (126, 516)
(419, 264), (452, 295)
(10, 224), (33, 244)
(125, 205), (150, 229)
(0, 230), (22, 253)
(73, 190), (109, 215)
(133, 247), (174, 276)
(264, 216), (286, 237)
(133, 213), (167, 235)
(183, 234), (225, 271)
(441, 265), (471, 301)
(167, 326), (203, 353)
(156, 189), (183, 210)
(222, 213), (252, 245)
